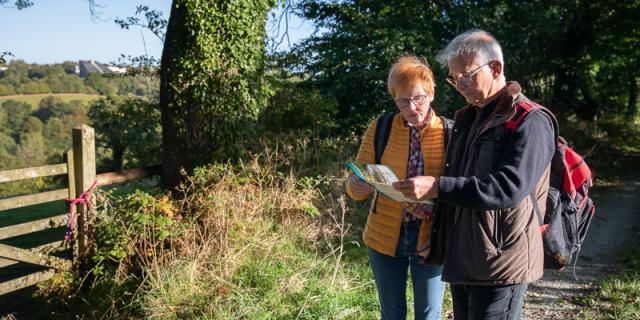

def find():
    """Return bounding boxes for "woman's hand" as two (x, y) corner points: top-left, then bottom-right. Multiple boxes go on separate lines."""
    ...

(392, 176), (439, 200)
(349, 175), (375, 196)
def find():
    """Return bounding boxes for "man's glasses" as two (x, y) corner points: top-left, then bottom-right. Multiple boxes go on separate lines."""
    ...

(445, 62), (492, 87)
(395, 95), (428, 108)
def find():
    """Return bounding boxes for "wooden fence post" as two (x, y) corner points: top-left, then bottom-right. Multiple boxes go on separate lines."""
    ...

(65, 149), (76, 259)
(72, 124), (96, 271)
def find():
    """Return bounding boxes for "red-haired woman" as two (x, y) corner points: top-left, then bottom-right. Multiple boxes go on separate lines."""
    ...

(346, 55), (448, 320)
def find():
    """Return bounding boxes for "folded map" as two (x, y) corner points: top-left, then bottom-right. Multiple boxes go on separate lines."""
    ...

(346, 161), (434, 204)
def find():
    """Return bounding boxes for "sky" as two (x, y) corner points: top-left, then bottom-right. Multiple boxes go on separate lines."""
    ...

(0, 0), (314, 65)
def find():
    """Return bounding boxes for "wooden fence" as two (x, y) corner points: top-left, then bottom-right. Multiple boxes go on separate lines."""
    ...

(0, 124), (160, 296)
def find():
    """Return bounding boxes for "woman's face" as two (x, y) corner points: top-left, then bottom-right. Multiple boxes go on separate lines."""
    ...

(394, 83), (433, 126)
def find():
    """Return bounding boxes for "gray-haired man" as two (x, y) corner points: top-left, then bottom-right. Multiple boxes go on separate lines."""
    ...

(393, 29), (555, 318)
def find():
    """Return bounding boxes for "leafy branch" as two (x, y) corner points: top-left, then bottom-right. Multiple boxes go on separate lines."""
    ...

(115, 5), (167, 42)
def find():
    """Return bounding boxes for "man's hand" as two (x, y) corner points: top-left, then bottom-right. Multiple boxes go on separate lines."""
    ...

(349, 175), (374, 196)
(392, 176), (439, 200)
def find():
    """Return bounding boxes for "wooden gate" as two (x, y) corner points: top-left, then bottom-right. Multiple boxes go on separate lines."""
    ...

(0, 125), (95, 295)
(0, 125), (161, 296)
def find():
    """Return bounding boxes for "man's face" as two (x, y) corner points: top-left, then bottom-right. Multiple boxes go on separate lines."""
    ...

(447, 55), (497, 107)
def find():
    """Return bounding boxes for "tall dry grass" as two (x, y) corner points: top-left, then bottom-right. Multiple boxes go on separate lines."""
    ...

(53, 134), (380, 319)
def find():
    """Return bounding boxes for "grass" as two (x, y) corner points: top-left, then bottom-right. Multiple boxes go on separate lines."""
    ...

(0, 93), (102, 108)
(26, 135), (455, 319)
(579, 249), (640, 319)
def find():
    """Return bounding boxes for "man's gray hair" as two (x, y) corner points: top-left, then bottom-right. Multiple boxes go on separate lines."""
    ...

(436, 29), (504, 67)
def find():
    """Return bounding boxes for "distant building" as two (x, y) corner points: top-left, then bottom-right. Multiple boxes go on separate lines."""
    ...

(79, 60), (126, 78)
(106, 66), (127, 74)
(0, 66), (7, 78)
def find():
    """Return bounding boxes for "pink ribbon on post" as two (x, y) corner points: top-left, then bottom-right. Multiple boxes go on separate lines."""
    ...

(64, 180), (98, 241)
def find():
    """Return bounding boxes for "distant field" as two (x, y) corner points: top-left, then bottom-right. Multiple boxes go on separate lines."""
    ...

(0, 93), (103, 108)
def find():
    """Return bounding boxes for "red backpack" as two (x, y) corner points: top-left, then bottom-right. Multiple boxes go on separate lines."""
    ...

(506, 101), (596, 271)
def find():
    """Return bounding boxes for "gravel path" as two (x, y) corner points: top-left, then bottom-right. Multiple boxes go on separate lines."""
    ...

(523, 171), (640, 319)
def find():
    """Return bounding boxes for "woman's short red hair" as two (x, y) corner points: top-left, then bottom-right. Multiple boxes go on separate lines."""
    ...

(387, 55), (435, 98)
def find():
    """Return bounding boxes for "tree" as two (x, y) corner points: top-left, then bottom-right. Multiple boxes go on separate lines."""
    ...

(0, 132), (17, 170)
(293, 0), (640, 130)
(20, 116), (44, 135)
(0, 84), (16, 95)
(43, 117), (69, 153)
(1, 99), (32, 134)
(4, 60), (29, 87)
(16, 131), (45, 167)
(159, 0), (277, 189)
(292, 0), (464, 133)
(34, 96), (72, 122)
(84, 73), (115, 96)
(0, 106), (7, 133)
(4, 0), (282, 190)
(89, 96), (161, 171)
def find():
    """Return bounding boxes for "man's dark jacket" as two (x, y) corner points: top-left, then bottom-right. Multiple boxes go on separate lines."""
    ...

(426, 81), (555, 285)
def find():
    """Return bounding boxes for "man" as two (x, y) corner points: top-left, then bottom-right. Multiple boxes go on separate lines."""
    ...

(393, 29), (555, 319)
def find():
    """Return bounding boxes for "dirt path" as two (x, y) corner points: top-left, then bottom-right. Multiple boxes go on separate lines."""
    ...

(524, 170), (640, 319)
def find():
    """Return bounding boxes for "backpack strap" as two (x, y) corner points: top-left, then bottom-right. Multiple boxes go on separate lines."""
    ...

(374, 112), (396, 164)
(440, 116), (453, 149)
(371, 112), (396, 213)
(506, 100), (559, 229)
(505, 100), (559, 142)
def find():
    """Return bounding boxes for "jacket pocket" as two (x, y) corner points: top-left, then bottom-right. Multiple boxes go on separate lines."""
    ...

(476, 210), (501, 254)
(500, 207), (529, 251)
(494, 209), (504, 253)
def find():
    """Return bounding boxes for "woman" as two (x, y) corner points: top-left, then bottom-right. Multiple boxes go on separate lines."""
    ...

(345, 55), (447, 320)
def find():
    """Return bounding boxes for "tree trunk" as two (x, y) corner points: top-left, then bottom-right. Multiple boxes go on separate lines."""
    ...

(627, 75), (638, 118)
(112, 146), (124, 171)
(159, 1), (184, 191)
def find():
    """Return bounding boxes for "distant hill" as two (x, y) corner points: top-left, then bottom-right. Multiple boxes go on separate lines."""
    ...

(0, 59), (158, 97)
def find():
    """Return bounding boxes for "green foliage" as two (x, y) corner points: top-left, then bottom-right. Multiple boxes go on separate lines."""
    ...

(43, 117), (67, 151)
(291, 0), (639, 134)
(261, 73), (338, 134)
(34, 96), (75, 122)
(39, 188), (183, 319)
(0, 96), (89, 178)
(2, 99), (32, 133)
(92, 190), (184, 274)
(89, 96), (161, 171)
(161, 0), (278, 177)
(291, 0), (462, 133)
(20, 115), (43, 134)
(84, 73), (116, 96)
(0, 84), (15, 95)
(15, 131), (45, 166)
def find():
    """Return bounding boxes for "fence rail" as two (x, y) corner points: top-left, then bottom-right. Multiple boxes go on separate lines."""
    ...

(0, 164), (68, 184)
(0, 188), (69, 211)
(96, 165), (161, 187)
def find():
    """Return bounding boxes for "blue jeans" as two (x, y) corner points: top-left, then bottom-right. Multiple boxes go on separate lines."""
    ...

(451, 283), (528, 320)
(368, 221), (445, 320)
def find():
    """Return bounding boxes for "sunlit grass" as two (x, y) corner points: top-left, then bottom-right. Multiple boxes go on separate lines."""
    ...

(0, 93), (102, 108)
(579, 249), (640, 319)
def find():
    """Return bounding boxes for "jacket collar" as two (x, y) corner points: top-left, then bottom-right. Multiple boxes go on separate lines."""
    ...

(454, 81), (525, 135)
